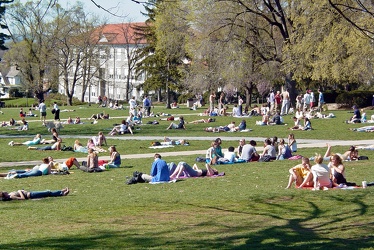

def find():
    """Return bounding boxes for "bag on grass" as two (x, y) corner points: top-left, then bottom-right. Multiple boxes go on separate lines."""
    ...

(358, 156), (369, 160)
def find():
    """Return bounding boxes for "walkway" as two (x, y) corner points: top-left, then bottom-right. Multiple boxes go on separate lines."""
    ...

(1, 136), (373, 168)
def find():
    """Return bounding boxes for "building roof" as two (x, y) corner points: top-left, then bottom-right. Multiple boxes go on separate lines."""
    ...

(95, 22), (147, 45)
(6, 66), (20, 78)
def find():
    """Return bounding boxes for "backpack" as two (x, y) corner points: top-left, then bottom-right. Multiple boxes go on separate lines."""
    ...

(61, 145), (74, 151)
(258, 155), (271, 162)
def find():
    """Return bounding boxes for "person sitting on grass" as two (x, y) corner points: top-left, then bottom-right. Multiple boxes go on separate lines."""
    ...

(302, 117), (312, 130)
(41, 128), (59, 144)
(8, 134), (42, 146)
(311, 153), (332, 190)
(86, 138), (107, 153)
(328, 154), (348, 187)
(285, 157), (313, 189)
(169, 162), (219, 179)
(105, 146), (121, 168)
(288, 133), (297, 152)
(28, 138), (62, 151)
(289, 116), (301, 130)
(269, 112), (282, 125)
(277, 139), (292, 160)
(127, 153), (170, 184)
(108, 120), (133, 135)
(166, 116), (186, 130)
(78, 148), (102, 173)
(0, 187), (69, 201)
(217, 146), (237, 163)
(92, 131), (107, 147)
(259, 138), (277, 161)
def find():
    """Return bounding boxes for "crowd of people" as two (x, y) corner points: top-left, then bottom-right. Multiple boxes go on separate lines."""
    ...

(1, 92), (370, 203)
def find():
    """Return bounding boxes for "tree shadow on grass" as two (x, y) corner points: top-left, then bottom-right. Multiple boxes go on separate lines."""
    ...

(1, 193), (373, 249)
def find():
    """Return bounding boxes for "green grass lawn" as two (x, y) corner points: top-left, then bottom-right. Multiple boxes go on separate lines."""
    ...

(0, 104), (373, 249)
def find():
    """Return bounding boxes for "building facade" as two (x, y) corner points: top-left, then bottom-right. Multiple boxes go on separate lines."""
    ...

(59, 22), (147, 103)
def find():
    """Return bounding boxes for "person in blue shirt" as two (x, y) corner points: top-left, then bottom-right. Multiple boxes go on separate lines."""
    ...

(140, 153), (170, 183)
(318, 88), (324, 112)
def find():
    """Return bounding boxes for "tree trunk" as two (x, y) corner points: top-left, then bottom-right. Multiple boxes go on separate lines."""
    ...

(285, 72), (296, 107)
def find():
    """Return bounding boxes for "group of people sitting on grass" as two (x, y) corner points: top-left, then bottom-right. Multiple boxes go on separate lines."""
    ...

(285, 144), (358, 190)
(203, 135), (298, 164)
(1, 144), (122, 179)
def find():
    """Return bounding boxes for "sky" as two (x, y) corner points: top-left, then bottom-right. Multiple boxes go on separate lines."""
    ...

(18, 0), (148, 23)
(75, 0), (147, 23)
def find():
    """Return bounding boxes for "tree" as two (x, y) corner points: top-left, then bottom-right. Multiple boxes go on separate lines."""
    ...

(283, 0), (374, 87)
(4, 0), (60, 102)
(154, 0), (190, 108)
(185, 0), (286, 107)
(0, 0), (13, 51)
(134, 0), (166, 102)
(328, 0), (374, 40)
(135, 0), (189, 108)
(52, 3), (101, 105)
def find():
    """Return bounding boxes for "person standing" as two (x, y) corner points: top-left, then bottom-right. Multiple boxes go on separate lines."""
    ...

(143, 95), (151, 116)
(269, 90), (275, 115)
(39, 100), (47, 125)
(128, 96), (137, 116)
(280, 88), (290, 115)
(274, 91), (282, 113)
(53, 102), (60, 121)
(238, 95), (244, 116)
(310, 90), (315, 110)
(318, 88), (324, 112)
(303, 90), (311, 112)
(209, 92), (216, 114)
(218, 92), (225, 115)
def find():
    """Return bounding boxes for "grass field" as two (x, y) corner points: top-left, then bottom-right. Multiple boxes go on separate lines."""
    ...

(0, 104), (373, 249)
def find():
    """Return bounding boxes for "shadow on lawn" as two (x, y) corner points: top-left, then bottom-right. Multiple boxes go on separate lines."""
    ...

(1, 193), (373, 249)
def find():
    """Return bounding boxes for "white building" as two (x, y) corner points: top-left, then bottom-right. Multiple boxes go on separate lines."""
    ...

(0, 65), (22, 98)
(59, 22), (147, 103)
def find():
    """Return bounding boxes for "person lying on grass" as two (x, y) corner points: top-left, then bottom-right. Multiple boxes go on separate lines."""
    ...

(0, 187), (69, 201)
(28, 137), (62, 151)
(169, 162), (218, 179)
(310, 143), (358, 162)
(1, 157), (53, 179)
(8, 134), (42, 146)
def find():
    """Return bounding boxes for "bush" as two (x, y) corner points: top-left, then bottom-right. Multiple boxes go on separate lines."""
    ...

(336, 90), (374, 108)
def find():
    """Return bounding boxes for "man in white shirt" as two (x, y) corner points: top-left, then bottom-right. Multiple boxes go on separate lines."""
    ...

(303, 90), (311, 112)
(128, 96), (137, 116)
(39, 100), (47, 125)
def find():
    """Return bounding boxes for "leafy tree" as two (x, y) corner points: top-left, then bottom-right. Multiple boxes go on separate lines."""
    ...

(4, 0), (60, 102)
(135, 0), (189, 108)
(283, 0), (374, 87)
(0, 0), (13, 51)
(52, 3), (101, 105)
